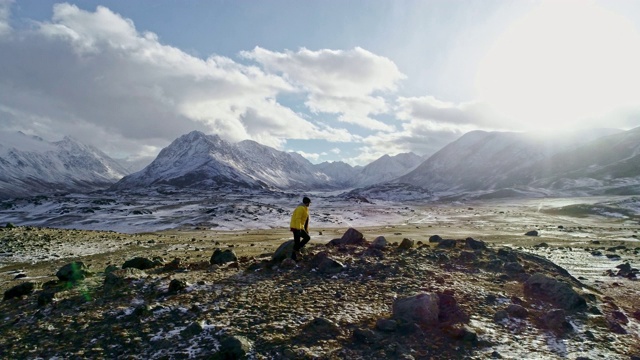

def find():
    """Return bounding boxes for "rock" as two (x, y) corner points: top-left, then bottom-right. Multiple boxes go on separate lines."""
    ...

(104, 268), (147, 291)
(458, 251), (477, 262)
(506, 304), (528, 318)
(3, 282), (35, 300)
(398, 238), (414, 250)
(168, 279), (187, 293)
(442, 324), (478, 344)
(353, 327), (381, 344)
(437, 239), (457, 249)
(376, 318), (398, 332)
(299, 317), (342, 342)
(327, 227), (366, 246)
(272, 240), (295, 263)
(210, 248), (238, 265)
(318, 258), (346, 274)
(215, 335), (253, 359)
(280, 258), (296, 269)
(533, 242), (549, 248)
(497, 248), (519, 262)
(37, 291), (56, 307)
(122, 257), (157, 270)
(494, 310), (508, 322)
(525, 230), (539, 236)
(437, 292), (468, 324)
(363, 247), (385, 259)
(523, 273), (587, 311)
(181, 321), (204, 338)
(392, 293), (439, 325)
(503, 262), (524, 274)
(370, 236), (387, 249)
(429, 235), (443, 243)
(56, 262), (90, 282)
(465, 237), (486, 250)
(541, 309), (573, 334)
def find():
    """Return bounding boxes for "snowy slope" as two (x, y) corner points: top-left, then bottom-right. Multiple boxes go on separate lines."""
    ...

(114, 131), (333, 191)
(398, 128), (638, 197)
(355, 152), (423, 187)
(0, 131), (129, 199)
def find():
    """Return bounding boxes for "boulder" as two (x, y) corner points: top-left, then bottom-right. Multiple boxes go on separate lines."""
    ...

(4, 282), (35, 300)
(327, 228), (366, 246)
(56, 262), (90, 282)
(429, 235), (443, 243)
(122, 257), (157, 270)
(524, 273), (586, 311)
(398, 238), (414, 250)
(104, 268), (147, 291)
(465, 237), (486, 250)
(299, 317), (342, 342)
(210, 249), (238, 265)
(506, 304), (529, 318)
(215, 335), (253, 359)
(168, 279), (188, 293)
(271, 240), (294, 263)
(392, 292), (440, 325)
(437, 239), (458, 249)
(317, 257), (346, 274)
(375, 318), (398, 332)
(525, 230), (539, 237)
(370, 236), (388, 250)
(541, 309), (573, 334)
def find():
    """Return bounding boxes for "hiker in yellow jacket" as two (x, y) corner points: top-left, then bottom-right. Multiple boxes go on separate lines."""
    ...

(289, 196), (311, 261)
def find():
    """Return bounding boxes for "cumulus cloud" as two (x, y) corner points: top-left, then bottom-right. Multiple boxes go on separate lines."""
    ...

(242, 46), (404, 131)
(0, 4), (354, 159)
(396, 96), (505, 129)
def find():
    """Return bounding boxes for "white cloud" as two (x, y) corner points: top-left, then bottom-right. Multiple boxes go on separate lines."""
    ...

(0, 4), (355, 159)
(242, 46), (404, 131)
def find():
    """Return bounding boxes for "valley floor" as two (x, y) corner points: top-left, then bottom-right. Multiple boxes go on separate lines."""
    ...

(0, 196), (639, 359)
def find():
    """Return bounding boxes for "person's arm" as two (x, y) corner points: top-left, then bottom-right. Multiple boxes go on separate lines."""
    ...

(304, 217), (309, 232)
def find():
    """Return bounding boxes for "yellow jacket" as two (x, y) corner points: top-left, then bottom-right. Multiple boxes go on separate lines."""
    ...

(289, 203), (309, 231)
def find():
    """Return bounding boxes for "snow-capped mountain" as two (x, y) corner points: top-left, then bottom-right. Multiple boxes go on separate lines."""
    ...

(0, 131), (129, 199)
(355, 152), (423, 187)
(397, 127), (638, 197)
(113, 131), (333, 191)
(314, 161), (359, 188)
(113, 131), (425, 192)
(522, 126), (640, 194)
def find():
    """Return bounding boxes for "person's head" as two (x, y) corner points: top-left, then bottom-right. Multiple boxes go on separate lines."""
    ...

(303, 196), (311, 206)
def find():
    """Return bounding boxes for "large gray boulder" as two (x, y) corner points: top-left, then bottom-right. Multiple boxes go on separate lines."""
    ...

(392, 292), (440, 325)
(524, 273), (586, 311)
(271, 240), (294, 263)
(327, 228), (367, 246)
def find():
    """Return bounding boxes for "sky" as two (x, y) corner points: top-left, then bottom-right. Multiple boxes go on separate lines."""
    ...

(1, 0), (639, 166)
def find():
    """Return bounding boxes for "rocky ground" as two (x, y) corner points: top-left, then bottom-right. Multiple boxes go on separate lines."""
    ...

(1, 201), (639, 359)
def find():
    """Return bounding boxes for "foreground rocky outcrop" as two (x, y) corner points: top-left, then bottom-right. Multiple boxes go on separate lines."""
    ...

(1, 227), (639, 359)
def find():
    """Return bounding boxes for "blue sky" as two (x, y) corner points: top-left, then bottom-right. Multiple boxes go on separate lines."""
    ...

(1, 0), (640, 165)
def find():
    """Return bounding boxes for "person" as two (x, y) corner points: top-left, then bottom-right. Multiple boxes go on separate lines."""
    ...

(289, 196), (311, 260)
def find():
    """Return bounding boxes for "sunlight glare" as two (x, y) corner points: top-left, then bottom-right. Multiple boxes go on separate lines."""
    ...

(475, 0), (640, 131)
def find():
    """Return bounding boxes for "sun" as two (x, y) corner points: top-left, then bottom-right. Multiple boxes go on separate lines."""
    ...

(475, 0), (640, 132)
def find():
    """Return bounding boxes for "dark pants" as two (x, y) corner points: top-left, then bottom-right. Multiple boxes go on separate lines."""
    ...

(292, 229), (311, 252)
